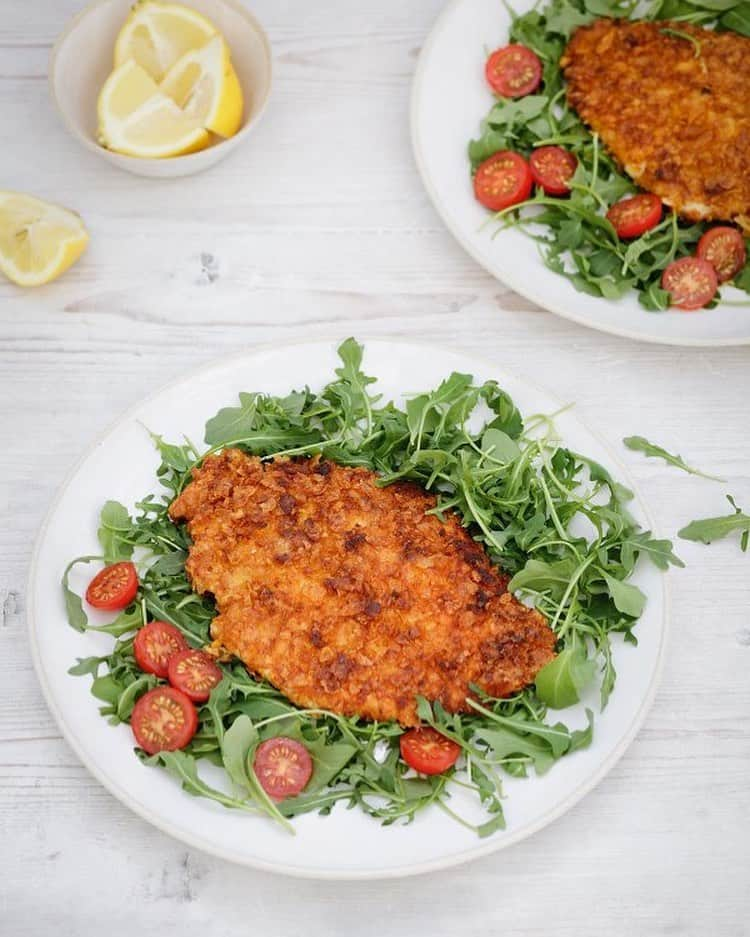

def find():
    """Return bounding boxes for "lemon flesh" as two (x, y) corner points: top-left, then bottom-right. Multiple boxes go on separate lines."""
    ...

(160, 34), (243, 138)
(0, 191), (89, 287)
(98, 59), (210, 158)
(114, 0), (217, 81)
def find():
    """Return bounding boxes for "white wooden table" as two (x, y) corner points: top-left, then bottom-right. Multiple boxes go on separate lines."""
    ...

(2, 1), (749, 933)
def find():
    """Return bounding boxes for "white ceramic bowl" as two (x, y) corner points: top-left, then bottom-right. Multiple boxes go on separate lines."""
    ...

(49, 0), (272, 178)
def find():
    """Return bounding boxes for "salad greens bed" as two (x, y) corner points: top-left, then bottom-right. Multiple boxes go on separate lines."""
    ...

(468, 0), (750, 310)
(63, 339), (681, 836)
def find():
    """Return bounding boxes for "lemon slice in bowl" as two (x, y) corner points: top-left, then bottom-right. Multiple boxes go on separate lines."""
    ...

(0, 191), (89, 287)
(97, 59), (210, 158)
(114, 0), (217, 81)
(161, 34), (243, 138)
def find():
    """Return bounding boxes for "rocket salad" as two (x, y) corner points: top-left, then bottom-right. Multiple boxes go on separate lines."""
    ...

(469, 0), (750, 311)
(63, 339), (680, 835)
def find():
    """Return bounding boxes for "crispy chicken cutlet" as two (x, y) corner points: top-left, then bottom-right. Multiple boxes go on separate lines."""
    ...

(561, 19), (750, 232)
(169, 449), (556, 725)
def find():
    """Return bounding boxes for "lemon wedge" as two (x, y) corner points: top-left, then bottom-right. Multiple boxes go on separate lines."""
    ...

(161, 34), (243, 138)
(0, 191), (88, 287)
(97, 59), (210, 158)
(114, 0), (217, 81)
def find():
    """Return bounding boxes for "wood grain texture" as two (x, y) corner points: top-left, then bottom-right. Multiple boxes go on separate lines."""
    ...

(1, 0), (749, 934)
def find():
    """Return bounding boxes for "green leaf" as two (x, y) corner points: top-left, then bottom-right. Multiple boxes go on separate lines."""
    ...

(487, 95), (549, 131)
(91, 674), (123, 705)
(98, 501), (134, 562)
(678, 496), (750, 550)
(68, 656), (106, 677)
(116, 674), (156, 721)
(475, 725), (556, 775)
(569, 709), (595, 752)
(535, 647), (597, 709)
(222, 715), (294, 831)
(148, 431), (195, 473)
(89, 604), (142, 637)
(509, 557), (577, 603)
(145, 750), (259, 813)
(601, 571), (647, 617)
(620, 531), (684, 571)
(721, 6), (750, 36)
(61, 555), (100, 632)
(468, 126), (509, 167)
(204, 392), (259, 446)
(221, 714), (259, 790)
(303, 735), (358, 793)
(623, 435), (724, 481)
(481, 428), (520, 463)
(544, 3), (593, 36)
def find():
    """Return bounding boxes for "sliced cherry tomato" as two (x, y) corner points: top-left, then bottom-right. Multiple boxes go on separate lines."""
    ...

(529, 146), (577, 196)
(661, 256), (718, 311)
(168, 648), (223, 703)
(134, 620), (188, 678)
(85, 561), (138, 611)
(485, 44), (542, 98)
(696, 226), (747, 283)
(474, 151), (533, 212)
(131, 686), (198, 755)
(253, 737), (313, 801)
(606, 194), (662, 239)
(400, 726), (461, 776)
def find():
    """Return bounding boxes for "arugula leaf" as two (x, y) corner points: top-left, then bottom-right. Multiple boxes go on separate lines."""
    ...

(144, 750), (260, 813)
(304, 735), (358, 793)
(204, 392), (260, 446)
(509, 557), (578, 603)
(475, 725), (556, 775)
(68, 656), (106, 677)
(620, 531), (685, 571)
(61, 555), (100, 632)
(221, 714), (294, 830)
(481, 428), (520, 463)
(678, 495), (750, 551)
(116, 674), (156, 721)
(98, 501), (134, 562)
(623, 435), (725, 481)
(534, 646), (597, 709)
(600, 571), (647, 618)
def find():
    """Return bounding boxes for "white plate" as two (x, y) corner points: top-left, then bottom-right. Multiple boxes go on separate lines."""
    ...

(411, 0), (750, 346)
(28, 339), (668, 878)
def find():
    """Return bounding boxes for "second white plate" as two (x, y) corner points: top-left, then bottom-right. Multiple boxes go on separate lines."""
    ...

(411, 0), (750, 346)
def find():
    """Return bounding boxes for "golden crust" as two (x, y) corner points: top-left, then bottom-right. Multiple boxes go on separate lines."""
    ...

(561, 19), (750, 231)
(169, 449), (556, 725)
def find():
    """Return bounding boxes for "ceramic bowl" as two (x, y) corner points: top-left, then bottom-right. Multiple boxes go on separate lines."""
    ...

(49, 0), (272, 178)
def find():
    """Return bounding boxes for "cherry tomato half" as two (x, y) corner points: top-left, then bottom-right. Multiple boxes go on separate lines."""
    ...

(696, 226), (747, 283)
(168, 648), (223, 703)
(474, 151), (533, 212)
(606, 194), (662, 239)
(400, 727), (461, 776)
(485, 44), (542, 98)
(661, 256), (718, 311)
(529, 146), (577, 196)
(134, 620), (188, 678)
(131, 686), (198, 755)
(85, 561), (138, 611)
(253, 737), (313, 801)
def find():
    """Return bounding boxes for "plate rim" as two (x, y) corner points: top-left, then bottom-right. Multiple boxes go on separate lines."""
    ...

(27, 336), (671, 879)
(410, 0), (750, 348)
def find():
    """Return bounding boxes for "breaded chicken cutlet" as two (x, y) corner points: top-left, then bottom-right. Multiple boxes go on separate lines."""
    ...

(169, 449), (556, 725)
(561, 19), (750, 232)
